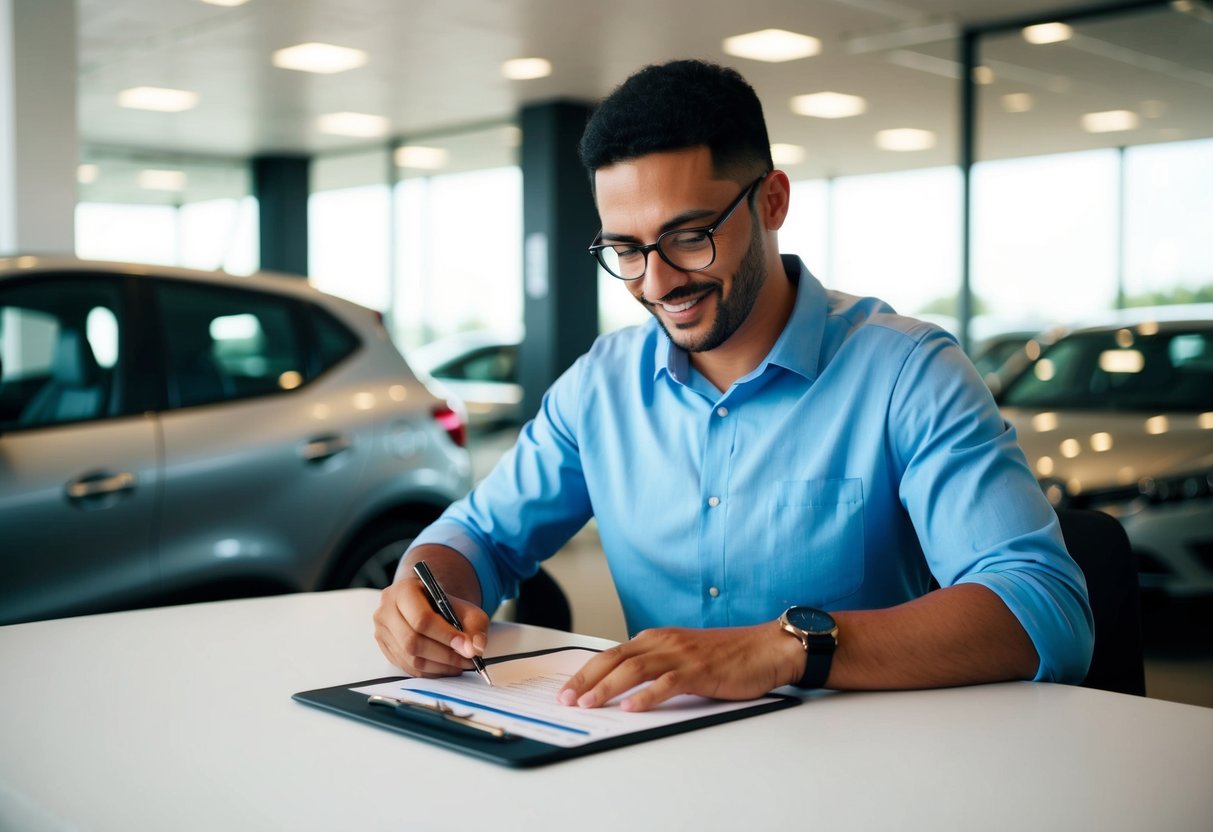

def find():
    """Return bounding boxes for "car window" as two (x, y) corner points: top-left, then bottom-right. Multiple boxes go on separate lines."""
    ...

(308, 303), (360, 376)
(1000, 327), (1213, 412)
(156, 280), (307, 408)
(433, 345), (517, 383)
(0, 276), (124, 430)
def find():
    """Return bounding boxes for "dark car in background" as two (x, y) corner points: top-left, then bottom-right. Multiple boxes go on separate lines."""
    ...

(0, 257), (473, 625)
(996, 306), (1213, 599)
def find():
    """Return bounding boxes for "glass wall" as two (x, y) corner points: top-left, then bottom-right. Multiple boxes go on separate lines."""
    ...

(75, 153), (256, 274)
(309, 149), (392, 313)
(971, 2), (1213, 342)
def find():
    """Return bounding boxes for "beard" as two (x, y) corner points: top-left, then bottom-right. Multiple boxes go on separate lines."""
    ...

(640, 217), (767, 354)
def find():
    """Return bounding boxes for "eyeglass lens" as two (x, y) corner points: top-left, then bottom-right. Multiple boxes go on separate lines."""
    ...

(596, 231), (715, 280)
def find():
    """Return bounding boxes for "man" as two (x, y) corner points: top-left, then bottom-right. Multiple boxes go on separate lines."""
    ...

(374, 60), (1093, 712)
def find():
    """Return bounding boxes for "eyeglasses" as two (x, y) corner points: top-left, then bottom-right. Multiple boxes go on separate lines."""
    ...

(588, 173), (768, 281)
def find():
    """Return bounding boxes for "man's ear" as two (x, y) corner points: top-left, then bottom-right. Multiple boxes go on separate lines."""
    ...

(760, 170), (792, 232)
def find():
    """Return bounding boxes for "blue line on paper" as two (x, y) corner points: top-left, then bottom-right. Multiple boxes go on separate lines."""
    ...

(409, 690), (591, 736)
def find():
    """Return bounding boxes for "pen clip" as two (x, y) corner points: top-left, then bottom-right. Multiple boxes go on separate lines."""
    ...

(368, 694), (509, 739)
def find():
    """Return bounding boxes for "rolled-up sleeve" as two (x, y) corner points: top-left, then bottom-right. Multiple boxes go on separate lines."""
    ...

(403, 355), (594, 615)
(891, 328), (1094, 683)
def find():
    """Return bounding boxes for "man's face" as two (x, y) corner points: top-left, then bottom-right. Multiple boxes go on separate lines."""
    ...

(593, 147), (767, 354)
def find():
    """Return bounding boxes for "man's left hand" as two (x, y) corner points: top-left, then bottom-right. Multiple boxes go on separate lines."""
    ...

(556, 622), (803, 712)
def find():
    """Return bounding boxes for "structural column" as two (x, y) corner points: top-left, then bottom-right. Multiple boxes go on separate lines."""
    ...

(252, 154), (310, 277)
(519, 101), (600, 420)
(0, 0), (77, 255)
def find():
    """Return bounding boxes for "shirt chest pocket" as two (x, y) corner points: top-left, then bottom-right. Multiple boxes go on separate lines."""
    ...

(762, 478), (866, 609)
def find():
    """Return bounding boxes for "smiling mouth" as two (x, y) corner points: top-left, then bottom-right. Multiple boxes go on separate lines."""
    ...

(648, 287), (717, 314)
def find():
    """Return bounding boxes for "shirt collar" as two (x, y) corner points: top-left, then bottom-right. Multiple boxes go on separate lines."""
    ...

(652, 254), (826, 385)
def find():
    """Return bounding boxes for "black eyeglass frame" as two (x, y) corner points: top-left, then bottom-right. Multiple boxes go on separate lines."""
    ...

(588, 172), (769, 281)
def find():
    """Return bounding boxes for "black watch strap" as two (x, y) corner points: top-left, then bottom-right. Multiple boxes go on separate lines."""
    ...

(797, 632), (836, 689)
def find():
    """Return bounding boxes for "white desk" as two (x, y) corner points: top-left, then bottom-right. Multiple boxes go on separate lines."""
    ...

(1, 589), (1210, 831)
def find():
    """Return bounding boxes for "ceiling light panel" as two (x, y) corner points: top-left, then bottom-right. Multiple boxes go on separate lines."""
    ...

(138, 169), (187, 191)
(1082, 110), (1140, 133)
(875, 128), (936, 152)
(791, 92), (867, 119)
(394, 145), (449, 170)
(117, 86), (199, 112)
(1022, 22), (1073, 45)
(770, 143), (806, 165)
(315, 112), (390, 138)
(1002, 93), (1035, 113)
(272, 43), (367, 74)
(723, 29), (821, 62)
(198, 0), (251, 6)
(501, 58), (552, 80)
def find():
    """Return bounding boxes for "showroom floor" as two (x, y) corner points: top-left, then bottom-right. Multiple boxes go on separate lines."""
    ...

(469, 430), (1213, 710)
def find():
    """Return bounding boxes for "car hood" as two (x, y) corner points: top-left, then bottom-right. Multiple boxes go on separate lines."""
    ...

(1001, 407), (1213, 492)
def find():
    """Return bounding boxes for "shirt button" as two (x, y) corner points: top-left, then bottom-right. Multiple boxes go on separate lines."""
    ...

(716, 406), (728, 417)
(707, 496), (720, 507)
(708, 586), (720, 598)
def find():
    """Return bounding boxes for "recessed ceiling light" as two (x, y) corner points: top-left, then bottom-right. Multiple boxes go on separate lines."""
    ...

(501, 58), (552, 80)
(315, 112), (390, 138)
(790, 91), (867, 119)
(875, 128), (936, 152)
(198, 0), (251, 6)
(1081, 110), (1139, 133)
(272, 42), (367, 74)
(1022, 22), (1073, 44)
(394, 145), (449, 170)
(972, 66), (995, 85)
(1001, 93), (1035, 113)
(117, 86), (199, 112)
(770, 143), (806, 165)
(723, 29), (821, 62)
(138, 169), (187, 191)
(77, 164), (99, 184)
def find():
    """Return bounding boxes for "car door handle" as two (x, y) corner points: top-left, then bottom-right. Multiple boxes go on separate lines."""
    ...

(300, 434), (353, 463)
(65, 471), (137, 500)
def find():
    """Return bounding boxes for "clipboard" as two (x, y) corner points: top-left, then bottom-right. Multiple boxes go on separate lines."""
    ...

(292, 646), (800, 768)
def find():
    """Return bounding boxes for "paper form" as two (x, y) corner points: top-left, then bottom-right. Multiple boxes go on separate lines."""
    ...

(353, 648), (784, 748)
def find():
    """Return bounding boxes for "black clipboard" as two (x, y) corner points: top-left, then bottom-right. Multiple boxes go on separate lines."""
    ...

(292, 646), (800, 768)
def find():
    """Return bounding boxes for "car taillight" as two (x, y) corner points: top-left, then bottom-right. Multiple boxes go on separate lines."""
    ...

(432, 403), (466, 448)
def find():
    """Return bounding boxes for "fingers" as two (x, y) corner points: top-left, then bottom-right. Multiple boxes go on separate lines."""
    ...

(373, 580), (486, 677)
(559, 631), (699, 712)
(557, 625), (782, 712)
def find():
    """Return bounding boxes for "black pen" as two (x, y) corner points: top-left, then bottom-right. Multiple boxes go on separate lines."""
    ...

(413, 561), (494, 687)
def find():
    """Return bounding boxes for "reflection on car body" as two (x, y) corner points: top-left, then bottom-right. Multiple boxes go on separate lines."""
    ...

(996, 305), (1213, 598)
(0, 257), (473, 625)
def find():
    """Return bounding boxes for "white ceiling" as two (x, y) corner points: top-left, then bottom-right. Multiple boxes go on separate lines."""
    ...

(74, 0), (1213, 195)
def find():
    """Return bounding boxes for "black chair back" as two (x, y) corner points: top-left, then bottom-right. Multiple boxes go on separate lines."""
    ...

(1056, 508), (1146, 696)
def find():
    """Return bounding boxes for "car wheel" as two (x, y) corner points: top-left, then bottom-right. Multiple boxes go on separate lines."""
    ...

(330, 519), (428, 590)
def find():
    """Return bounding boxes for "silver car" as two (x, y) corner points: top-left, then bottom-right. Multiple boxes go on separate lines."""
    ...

(0, 257), (472, 625)
(996, 306), (1213, 598)
(409, 328), (524, 431)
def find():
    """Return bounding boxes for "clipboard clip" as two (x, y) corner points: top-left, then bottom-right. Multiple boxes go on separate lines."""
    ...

(368, 694), (510, 739)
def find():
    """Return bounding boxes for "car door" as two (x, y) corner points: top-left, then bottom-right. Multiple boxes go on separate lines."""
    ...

(0, 274), (159, 625)
(150, 278), (369, 595)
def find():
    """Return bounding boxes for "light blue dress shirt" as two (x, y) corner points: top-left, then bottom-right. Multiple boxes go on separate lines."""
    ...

(410, 256), (1094, 683)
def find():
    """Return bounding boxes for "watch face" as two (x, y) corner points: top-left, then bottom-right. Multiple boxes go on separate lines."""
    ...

(786, 607), (835, 635)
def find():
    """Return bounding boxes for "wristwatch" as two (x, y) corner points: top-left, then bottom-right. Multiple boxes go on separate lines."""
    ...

(778, 606), (838, 689)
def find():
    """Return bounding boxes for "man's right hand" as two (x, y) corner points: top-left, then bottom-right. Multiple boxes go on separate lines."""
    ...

(372, 546), (490, 677)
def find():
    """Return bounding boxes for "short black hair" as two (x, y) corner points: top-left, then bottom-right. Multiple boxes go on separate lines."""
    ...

(578, 59), (773, 183)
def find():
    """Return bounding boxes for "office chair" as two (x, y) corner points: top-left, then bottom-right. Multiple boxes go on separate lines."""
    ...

(1056, 507), (1147, 696)
(512, 567), (573, 632)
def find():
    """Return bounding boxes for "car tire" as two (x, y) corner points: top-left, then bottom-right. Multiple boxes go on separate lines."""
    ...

(328, 518), (430, 590)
